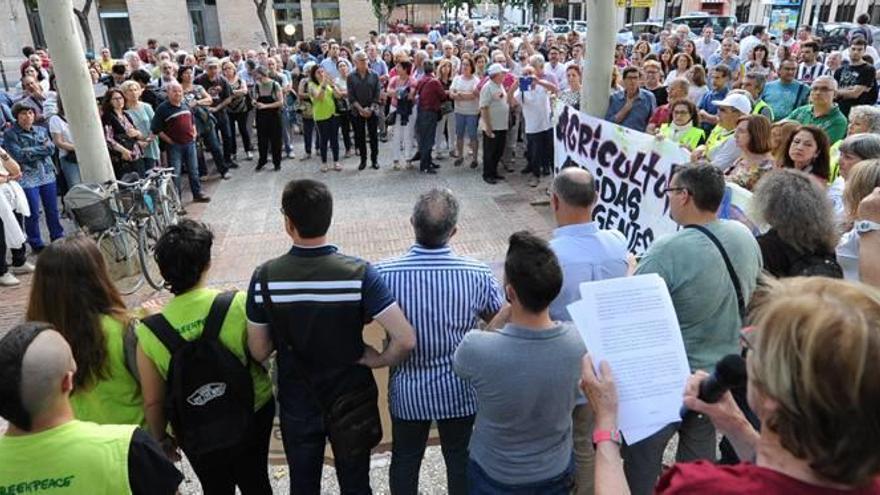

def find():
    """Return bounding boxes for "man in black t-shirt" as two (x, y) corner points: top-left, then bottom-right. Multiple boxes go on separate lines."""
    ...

(834, 38), (878, 117)
(194, 57), (238, 172)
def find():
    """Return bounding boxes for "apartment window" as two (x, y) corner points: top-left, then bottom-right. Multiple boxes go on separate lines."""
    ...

(665, 0), (683, 20)
(312, 1), (341, 40)
(735, 3), (751, 23)
(835, 3), (856, 22)
(99, 0), (134, 57)
(625, 7), (649, 24)
(275, 2), (304, 45)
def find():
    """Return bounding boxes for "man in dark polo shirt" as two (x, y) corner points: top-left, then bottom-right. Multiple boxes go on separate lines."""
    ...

(194, 57), (237, 175)
(347, 51), (382, 171)
(414, 60), (447, 174)
(151, 82), (210, 203)
(246, 179), (416, 494)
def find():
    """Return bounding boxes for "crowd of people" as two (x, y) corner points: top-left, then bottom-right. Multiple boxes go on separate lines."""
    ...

(2, 14), (880, 495)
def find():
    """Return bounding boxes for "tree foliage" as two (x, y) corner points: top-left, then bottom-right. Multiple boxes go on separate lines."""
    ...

(73, 0), (95, 54)
(253, 0), (276, 47)
(371, 0), (398, 32)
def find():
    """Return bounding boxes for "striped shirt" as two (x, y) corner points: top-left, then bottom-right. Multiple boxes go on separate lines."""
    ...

(376, 245), (504, 420)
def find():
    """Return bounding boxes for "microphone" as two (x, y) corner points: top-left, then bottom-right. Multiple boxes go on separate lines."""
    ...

(679, 354), (747, 419)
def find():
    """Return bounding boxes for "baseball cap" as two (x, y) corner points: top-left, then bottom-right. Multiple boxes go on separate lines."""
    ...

(487, 63), (509, 76)
(0, 322), (54, 431)
(712, 93), (752, 115)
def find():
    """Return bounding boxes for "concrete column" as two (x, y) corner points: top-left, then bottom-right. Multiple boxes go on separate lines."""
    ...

(37, 0), (114, 183)
(828, 0), (839, 21)
(582, 0), (616, 118)
(853, 0), (868, 17)
(301, 0), (316, 40)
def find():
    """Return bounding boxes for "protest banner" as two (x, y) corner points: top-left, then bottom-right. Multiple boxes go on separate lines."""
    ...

(554, 104), (691, 253)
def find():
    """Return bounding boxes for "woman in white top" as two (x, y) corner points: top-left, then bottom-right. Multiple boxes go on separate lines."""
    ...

(449, 58), (481, 168)
(665, 53), (694, 85)
(433, 59), (457, 160)
(0, 148), (31, 286)
(387, 60), (417, 170)
(837, 159), (880, 281)
(828, 135), (880, 220)
(47, 98), (79, 187)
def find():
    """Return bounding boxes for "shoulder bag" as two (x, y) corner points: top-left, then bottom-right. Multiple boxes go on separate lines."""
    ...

(685, 224), (747, 321)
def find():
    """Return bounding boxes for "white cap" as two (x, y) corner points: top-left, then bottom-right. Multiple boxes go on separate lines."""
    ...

(486, 63), (509, 76)
(712, 93), (752, 115)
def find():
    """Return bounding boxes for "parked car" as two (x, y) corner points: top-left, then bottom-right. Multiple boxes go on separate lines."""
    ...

(673, 13), (737, 39)
(736, 23), (763, 40)
(472, 15), (500, 35)
(545, 17), (570, 28)
(819, 22), (880, 53)
(617, 22), (663, 45)
(573, 20), (588, 34)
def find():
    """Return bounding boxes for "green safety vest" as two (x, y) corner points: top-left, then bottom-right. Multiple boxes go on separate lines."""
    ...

(0, 420), (135, 494)
(70, 315), (144, 427)
(752, 99), (774, 121)
(659, 124), (705, 151)
(706, 125), (734, 153)
(829, 140), (842, 184)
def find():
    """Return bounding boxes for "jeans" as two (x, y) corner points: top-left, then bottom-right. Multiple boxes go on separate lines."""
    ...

(482, 130), (507, 179)
(59, 156), (81, 188)
(22, 181), (64, 250)
(389, 415), (474, 495)
(188, 401), (275, 495)
(281, 108), (292, 154)
(203, 126), (229, 174)
(315, 116), (340, 164)
(337, 111), (352, 152)
(0, 213), (27, 274)
(228, 110), (253, 154)
(352, 112), (379, 165)
(622, 414), (716, 495)
(415, 109), (438, 171)
(213, 110), (235, 162)
(167, 141), (203, 198)
(279, 382), (371, 495)
(524, 128), (554, 178)
(467, 457), (574, 495)
(302, 118), (317, 155)
(434, 111), (455, 153)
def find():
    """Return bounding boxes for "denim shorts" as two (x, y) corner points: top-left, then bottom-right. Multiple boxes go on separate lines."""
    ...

(455, 113), (479, 140)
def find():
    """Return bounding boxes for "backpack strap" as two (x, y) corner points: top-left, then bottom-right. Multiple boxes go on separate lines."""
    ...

(685, 224), (747, 320)
(142, 313), (187, 354)
(201, 290), (237, 341)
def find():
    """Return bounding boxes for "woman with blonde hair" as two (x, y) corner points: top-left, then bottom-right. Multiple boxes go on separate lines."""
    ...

(583, 276), (880, 494)
(434, 59), (456, 159)
(837, 159), (880, 281)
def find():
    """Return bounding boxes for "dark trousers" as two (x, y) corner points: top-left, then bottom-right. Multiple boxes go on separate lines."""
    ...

(389, 415), (474, 495)
(352, 112), (379, 165)
(214, 110), (235, 162)
(203, 127), (229, 174)
(316, 116), (340, 164)
(188, 400), (275, 495)
(22, 181), (64, 250)
(482, 130), (507, 180)
(256, 109), (282, 169)
(0, 213), (27, 275)
(415, 109), (439, 171)
(229, 111), (253, 154)
(302, 118), (317, 155)
(337, 112), (352, 152)
(279, 384), (371, 495)
(525, 128), (554, 177)
(467, 456), (574, 495)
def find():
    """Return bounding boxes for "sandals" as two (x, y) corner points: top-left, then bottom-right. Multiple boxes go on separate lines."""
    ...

(333, 162), (343, 171)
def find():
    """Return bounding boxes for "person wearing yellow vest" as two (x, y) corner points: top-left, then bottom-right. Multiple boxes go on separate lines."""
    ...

(25, 236), (144, 427)
(692, 93), (751, 172)
(308, 63), (343, 172)
(740, 72), (774, 122)
(137, 219), (275, 494)
(0, 322), (182, 494)
(657, 100), (706, 151)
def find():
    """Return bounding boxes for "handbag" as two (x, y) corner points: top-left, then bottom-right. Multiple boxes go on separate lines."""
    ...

(439, 100), (453, 117)
(385, 110), (397, 126)
(258, 264), (382, 460)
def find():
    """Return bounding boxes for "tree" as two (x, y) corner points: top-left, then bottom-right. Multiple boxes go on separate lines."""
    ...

(371, 0), (397, 32)
(253, 0), (276, 47)
(73, 0), (94, 54)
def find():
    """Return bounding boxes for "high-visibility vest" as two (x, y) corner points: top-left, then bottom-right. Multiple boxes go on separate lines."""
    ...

(659, 124), (705, 151)
(706, 125), (734, 154)
(829, 140), (842, 184)
(752, 99), (774, 121)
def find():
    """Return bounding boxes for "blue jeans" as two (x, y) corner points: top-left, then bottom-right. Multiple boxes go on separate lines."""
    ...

(166, 141), (202, 198)
(59, 156), (81, 188)
(467, 457), (574, 495)
(23, 181), (64, 250)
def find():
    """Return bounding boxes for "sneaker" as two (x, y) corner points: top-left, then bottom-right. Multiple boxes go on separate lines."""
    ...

(0, 272), (20, 286)
(300, 154), (312, 161)
(228, 161), (240, 169)
(470, 161), (479, 169)
(358, 161), (367, 171)
(221, 172), (232, 180)
(285, 151), (293, 159)
(245, 151), (254, 161)
(392, 161), (400, 171)
(371, 163), (380, 170)
(482, 176), (497, 185)
(10, 262), (36, 275)
(193, 194), (211, 203)
(528, 177), (540, 188)
(454, 158), (464, 167)
(320, 164), (329, 173)
(333, 162), (343, 171)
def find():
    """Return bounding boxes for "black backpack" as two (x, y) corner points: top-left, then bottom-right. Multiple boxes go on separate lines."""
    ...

(142, 291), (255, 456)
(788, 252), (844, 279)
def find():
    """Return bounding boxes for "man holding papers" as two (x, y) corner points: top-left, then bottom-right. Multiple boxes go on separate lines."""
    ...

(548, 167), (629, 495)
(625, 163), (762, 495)
(454, 231), (586, 493)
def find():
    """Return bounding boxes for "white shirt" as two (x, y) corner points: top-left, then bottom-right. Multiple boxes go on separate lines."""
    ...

(836, 228), (860, 281)
(797, 62), (827, 84)
(546, 62), (568, 90)
(696, 38), (721, 63)
(451, 74), (480, 115)
(479, 80), (509, 131)
(514, 82), (551, 134)
(48, 115), (73, 158)
(738, 35), (762, 61)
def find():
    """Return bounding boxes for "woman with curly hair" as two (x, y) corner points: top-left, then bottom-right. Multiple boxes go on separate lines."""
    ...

(751, 169), (840, 277)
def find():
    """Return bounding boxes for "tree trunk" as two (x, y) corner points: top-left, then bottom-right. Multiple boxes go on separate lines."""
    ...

(73, 0), (93, 54)
(253, 0), (276, 47)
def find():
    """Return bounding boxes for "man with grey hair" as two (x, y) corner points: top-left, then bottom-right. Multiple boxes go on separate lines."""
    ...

(548, 167), (628, 494)
(788, 75), (847, 143)
(848, 105), (880, 136)
(0, 323), (183, 493)
(347, 51), (382, 170)
(741, 71), (774, 121)
(376, 189), (504, 495)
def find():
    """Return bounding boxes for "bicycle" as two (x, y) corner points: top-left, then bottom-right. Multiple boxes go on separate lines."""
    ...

(144, 167), (182, 231)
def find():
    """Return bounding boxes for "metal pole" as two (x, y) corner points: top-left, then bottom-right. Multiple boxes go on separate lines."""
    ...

(0, 60), (8, 92)
(582, 0), (615, 118)
(37, 0), (114, 184)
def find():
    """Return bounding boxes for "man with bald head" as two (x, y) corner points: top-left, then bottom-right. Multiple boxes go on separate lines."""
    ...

(548, 167), (629, 495)
(0, 322), (182, 493)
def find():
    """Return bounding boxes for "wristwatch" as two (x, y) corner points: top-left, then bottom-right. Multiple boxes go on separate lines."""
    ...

(855, 220), (880, 235)
(592, 429), (622, 447)
(0, 152), (9, 161)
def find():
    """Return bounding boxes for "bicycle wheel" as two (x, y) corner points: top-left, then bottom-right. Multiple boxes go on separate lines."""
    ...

(138, 216), (165, 291)
(96, 225), (144, 295)
(159, 179), (182, 229)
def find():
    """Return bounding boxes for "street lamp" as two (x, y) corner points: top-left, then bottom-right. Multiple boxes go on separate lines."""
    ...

(284, 23), (296, 36)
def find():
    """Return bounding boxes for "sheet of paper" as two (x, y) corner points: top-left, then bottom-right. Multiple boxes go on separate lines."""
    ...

(568, 274), (690, 444)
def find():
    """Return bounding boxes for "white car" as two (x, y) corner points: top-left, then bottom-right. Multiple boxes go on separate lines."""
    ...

(573, 21), (588, 33)
(472, 16), (500, 35)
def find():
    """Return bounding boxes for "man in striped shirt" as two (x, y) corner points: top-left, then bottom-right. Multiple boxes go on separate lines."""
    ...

(375, 189), (504, 495)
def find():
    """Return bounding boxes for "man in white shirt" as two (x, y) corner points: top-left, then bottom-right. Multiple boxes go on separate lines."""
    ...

(738, 25), (765, 61)
(514, 64), (555, 188)
(695, 27), (720, 62)
(546, 47), (568, 90)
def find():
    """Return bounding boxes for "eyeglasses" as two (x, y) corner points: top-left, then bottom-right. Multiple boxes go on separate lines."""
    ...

(661, 186), (688, 195)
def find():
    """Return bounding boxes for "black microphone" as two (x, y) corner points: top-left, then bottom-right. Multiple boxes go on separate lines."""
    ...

(679, 354), (747, 419)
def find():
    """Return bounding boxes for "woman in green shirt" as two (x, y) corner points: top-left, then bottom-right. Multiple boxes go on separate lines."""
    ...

(308, 63), (343, 172)
(25, 235), (144, 427)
